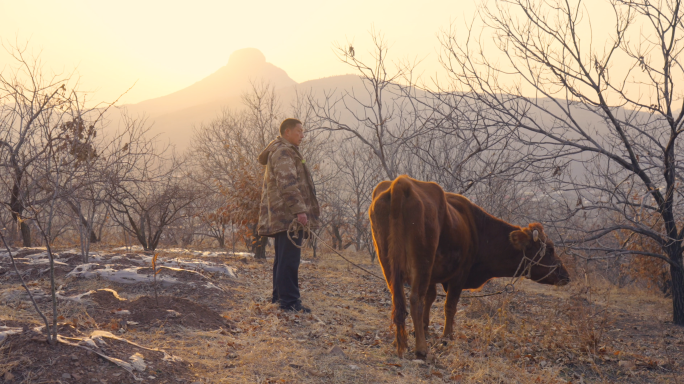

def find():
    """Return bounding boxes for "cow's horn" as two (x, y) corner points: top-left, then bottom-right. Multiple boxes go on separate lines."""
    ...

(532, 230), (539, 242)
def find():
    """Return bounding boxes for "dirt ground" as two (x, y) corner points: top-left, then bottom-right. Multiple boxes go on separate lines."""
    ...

(1, 246), (682, 383)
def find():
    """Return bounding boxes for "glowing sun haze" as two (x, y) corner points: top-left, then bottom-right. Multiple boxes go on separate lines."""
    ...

(1, 1), (624, 105)
(0, 0), (471, 104)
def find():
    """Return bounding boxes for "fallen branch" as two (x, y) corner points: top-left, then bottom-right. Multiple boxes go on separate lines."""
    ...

(27, 327), (182, 382)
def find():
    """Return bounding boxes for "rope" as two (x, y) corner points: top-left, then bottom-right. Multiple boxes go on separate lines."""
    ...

(287, 219), (384, 280)
(285, 218), (559, 299)
(286, 219), (311, 249)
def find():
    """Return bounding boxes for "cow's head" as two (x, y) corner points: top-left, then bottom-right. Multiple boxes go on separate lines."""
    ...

(509, 223), (570, 286)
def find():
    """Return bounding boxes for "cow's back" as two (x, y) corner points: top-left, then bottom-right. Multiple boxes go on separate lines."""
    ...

(370, 177), (479, 285)
(370, 176), (458, 280)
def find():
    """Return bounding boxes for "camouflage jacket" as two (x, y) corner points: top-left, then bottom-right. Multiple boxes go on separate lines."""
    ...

(256, 137), (320, 236)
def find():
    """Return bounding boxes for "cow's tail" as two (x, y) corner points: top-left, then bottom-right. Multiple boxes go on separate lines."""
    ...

(388, 178), (409, 358)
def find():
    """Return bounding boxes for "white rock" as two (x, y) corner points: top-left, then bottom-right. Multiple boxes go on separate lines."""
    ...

(0, 326), (22, 345)
(114, 309), (131, 316)
(129, 352), (146, 372)
(166, 310), (181, 318)
(157, 258), (237, 278)
(112, 245), (143, 251)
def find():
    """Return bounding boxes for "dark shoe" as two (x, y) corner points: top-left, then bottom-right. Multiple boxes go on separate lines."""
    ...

(280, 303), (311, 313)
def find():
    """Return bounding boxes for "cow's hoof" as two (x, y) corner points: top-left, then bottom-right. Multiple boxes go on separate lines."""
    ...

(441, 340), (448, 347)
(415, 351), (428, 360)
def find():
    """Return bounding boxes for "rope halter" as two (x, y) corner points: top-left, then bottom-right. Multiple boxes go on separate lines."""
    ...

(511, 229), (559, 284)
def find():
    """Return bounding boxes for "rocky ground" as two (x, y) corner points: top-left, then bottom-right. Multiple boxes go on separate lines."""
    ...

(1, 246), (682, 383)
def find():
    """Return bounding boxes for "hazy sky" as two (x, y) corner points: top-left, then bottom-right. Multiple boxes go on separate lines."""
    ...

(0, 0), (476, 104)
(1, 1), (631, 106)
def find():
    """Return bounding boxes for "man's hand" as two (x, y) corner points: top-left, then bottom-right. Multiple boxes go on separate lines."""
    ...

(297, 213), (308, 226)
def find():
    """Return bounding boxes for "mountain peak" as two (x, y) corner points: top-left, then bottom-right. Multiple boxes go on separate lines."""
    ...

(128, 47), (296, 123)
(227, 48), (266, 68)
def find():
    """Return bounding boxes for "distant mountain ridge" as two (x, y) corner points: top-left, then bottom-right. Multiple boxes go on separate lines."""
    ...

(119, 48), (362, 150)
(118, 48), (632, 159)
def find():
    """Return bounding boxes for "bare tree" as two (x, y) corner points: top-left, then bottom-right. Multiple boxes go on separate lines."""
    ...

(1, 92), (101, 345)
(0, 44), (78, 246)
(310, 30), (417, 180)
(334, 143), (382, 259)
(104, 114), (196, 251)
(191, 103), (272, 258)
(441, 0), (684, 324)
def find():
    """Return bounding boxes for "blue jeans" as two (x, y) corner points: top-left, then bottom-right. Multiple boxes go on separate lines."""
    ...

(272, 231), (302, 308)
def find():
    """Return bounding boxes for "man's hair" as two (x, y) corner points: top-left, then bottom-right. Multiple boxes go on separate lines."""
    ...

(280, 118), (302, 136)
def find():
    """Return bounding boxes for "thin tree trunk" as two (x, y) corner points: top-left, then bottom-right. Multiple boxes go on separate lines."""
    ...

(231, 224), (236, 255)
(10, 170), (31, 247)
(251, 225), (267, 259)
(67, 200), (99, 244)
(254, 235), (268, 259)
(45, 243), (58, 344)
(19, 222), (31, 247)
(668, 245), (684, 325)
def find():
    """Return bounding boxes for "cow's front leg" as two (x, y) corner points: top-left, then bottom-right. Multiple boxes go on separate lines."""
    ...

(443, 280), (463, 339)
(422, 284), (437, 338)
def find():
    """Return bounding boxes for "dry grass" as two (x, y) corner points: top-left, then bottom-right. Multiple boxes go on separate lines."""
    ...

(1, 246), (683, 383)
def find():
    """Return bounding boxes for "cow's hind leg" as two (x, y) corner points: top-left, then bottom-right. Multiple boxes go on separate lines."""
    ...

(443, 279), (464, 339)
(422, 284), (437, 338)
(409, 276), (430, 359)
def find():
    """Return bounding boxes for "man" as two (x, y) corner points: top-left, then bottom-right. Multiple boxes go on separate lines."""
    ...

(257, 118), (320, 313)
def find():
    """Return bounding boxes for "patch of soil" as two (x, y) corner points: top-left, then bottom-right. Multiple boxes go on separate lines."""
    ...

(0, 321), (193, 384)
(90, 288), (128, 307)
(88, 290), (229, 330)
(129, 296), (229, 330)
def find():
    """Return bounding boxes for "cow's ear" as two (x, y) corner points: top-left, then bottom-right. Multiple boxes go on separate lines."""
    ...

(509, 230), (530, 250)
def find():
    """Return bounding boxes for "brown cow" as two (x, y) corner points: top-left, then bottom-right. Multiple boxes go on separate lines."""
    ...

(369, 176), (570, 359)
